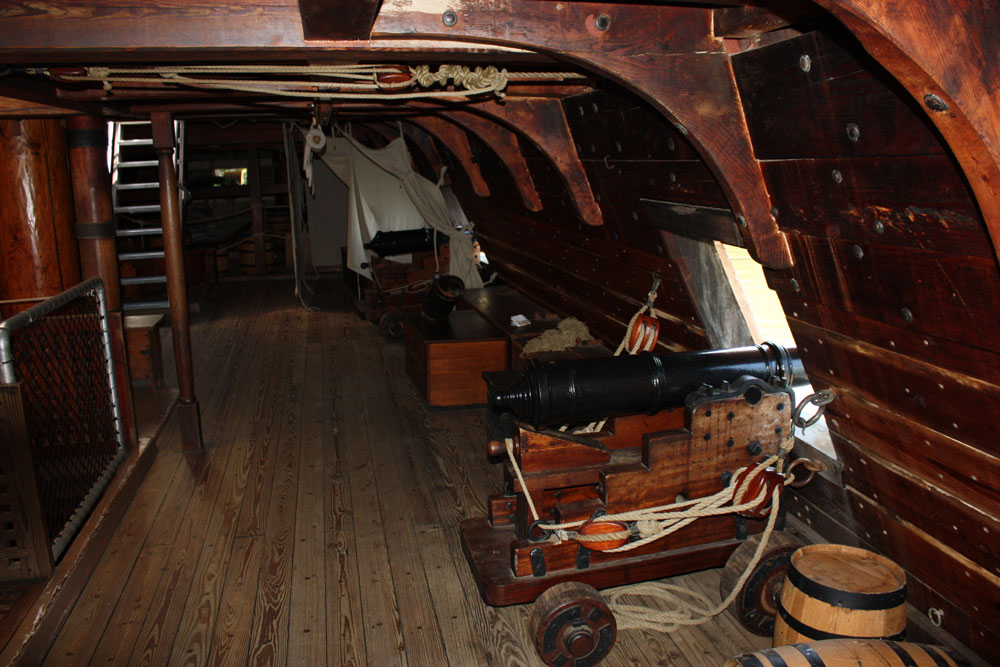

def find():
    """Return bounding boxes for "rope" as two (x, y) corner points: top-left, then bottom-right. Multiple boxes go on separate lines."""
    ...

(52, 64), (586, 102)
(609, 484), (783, 632)
(503, 435), (792, 633)
(571, 276), (663, 434)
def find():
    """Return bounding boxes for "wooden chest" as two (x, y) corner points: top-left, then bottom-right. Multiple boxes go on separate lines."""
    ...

(124, 313), (165, 388)
(404, 310), (507, 407)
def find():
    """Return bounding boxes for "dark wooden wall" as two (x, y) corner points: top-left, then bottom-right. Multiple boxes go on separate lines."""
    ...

(440, 25), (999, 664)
(450, 88), (720, 353)
(731, 27), (1000, 662)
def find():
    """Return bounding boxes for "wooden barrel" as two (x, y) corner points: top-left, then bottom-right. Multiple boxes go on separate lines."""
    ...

(238, 238), (277, 275)
(726, 639), (971, 666)
(774, 544), (906, 646)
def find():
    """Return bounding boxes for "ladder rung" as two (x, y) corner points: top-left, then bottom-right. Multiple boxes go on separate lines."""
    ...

(115, 182), (160, 191)
(116, 227), (163, 237)
(122, 300), (169, 311)
(119, 121), (152, 126)
(117, 160), (159, 168)
(118, 138), (154, 146)
(121, 275), (168, 286)
(116, 204), (161, 214)
(120, 250), (165, 261)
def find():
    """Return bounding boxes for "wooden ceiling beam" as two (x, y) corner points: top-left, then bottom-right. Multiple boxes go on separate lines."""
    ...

(370, 0), (790, 267)
(299, 0), (381, 41)
(399, 122), (449, 184)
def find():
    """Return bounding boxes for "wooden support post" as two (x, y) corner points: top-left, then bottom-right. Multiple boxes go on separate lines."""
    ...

(0, 119), (80, 317)
(248, 143), (266, 275)
(66, 115), (137, 449)
(66, 116), (120, 310)
(150, 111), (202, 451)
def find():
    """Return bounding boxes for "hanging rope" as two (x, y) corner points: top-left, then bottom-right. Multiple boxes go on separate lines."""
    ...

(49, 64), (586, 101)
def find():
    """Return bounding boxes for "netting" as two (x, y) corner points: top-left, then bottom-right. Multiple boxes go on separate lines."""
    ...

(2, 283), (122, 557)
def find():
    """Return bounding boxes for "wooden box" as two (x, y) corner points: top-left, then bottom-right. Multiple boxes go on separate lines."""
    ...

(124, 314), (165, 388)
(404, 310), (507, 407)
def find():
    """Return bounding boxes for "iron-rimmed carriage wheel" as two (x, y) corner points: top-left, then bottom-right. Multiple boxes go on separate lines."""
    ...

(720, 531), (804, 636)
(529, 581), (617, 666)
(378, 310), (405, 340)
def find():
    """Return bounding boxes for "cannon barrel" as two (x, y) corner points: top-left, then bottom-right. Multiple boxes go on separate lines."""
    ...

(489, 342), (805, 427)
(363, 228), (447, 258)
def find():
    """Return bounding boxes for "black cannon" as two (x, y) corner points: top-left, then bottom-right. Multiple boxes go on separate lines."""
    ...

(363, 228), (447, 258)
(489, 342), (804, 427)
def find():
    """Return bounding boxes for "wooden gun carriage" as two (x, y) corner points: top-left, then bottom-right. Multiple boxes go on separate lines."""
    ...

(462, 344), (817, 665)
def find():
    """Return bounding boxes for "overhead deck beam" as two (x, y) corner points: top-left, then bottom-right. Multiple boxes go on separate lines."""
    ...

(299, 0), (382, 40)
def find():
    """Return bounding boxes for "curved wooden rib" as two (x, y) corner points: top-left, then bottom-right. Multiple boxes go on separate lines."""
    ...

(813, 0), (1000, 265)
(440, 110), (543, 212)
(465, 98), (601, 226)
(409, 115), (490, 197)
(371, 1), (788, 266)
(399, 122), (450, 184)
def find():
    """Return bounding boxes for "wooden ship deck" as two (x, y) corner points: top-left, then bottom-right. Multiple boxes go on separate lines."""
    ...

(33, 280), (776, 666)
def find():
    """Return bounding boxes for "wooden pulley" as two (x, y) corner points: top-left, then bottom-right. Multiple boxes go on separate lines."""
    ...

(576, 519), (629, 551)
(733, 466), (784, 518)
(306, 125), (326, 152)
(376, 64), (411, 86)
(626, 313), (659, 351)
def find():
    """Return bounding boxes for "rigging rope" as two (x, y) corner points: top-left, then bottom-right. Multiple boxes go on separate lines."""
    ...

(51, 64), (586, 101)
(504, 438), (795, 632)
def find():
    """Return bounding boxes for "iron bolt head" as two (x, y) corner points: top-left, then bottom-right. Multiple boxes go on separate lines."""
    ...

(594, 14), (611, 31)
(441, 9), (458, 26)
(923, 94), (949, 112)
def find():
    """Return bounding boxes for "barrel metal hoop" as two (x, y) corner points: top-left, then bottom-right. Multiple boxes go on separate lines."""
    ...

(787, 563), (907, 610)
(790, 644), (826, 667)
(732, 653), (769, 667)
(758, 649), (790, 667)
(776, 602), (906, 642)
(883, 640), (921, 667)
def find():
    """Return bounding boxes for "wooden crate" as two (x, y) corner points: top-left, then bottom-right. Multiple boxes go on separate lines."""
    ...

(404, 310), (507, 407)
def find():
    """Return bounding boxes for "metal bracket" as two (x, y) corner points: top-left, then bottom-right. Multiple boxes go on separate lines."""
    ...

(530, 547), (547, 577)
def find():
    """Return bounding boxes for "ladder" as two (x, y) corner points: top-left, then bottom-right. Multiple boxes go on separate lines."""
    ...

(110, 119), (185, 311)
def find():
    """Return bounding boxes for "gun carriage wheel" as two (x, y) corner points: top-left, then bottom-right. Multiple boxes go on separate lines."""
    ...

(720, 531), (804, 636)
(378, 310), (406, 340)
(529, 582), (617, 667)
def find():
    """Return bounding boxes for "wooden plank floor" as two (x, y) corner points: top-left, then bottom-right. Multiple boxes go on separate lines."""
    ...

(41, 279), (770, 666)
